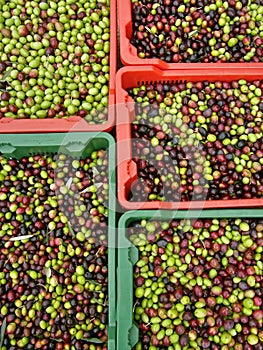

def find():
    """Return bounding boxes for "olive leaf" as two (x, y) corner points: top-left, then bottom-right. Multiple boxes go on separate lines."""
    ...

(87, 280), (102, 286)
(189, 29), (200, 38)
(91, 297), (103, 305)
(92, 167), (99, 176)
(65, 177), (73, 189)
(91, 297), (108, 306)
(200, 239), (205, 248)
(43, 267), (52, 278)
(0, 69), (12, 82)
(50, 338), (63, 342)
(145, 26), (158, 38)
(79, 181), (103, 195)
(10, 234), (34, 241)
(37, 283), (47, 291)
(133, 301), (139, 312)
(67, 222), (76, 237)
(43, 229), (51, 244)
(81, 338), (103, 344)
(95, 182), (103, 189)
(0, 317), (7, 349)
(79, 186), (90, 194)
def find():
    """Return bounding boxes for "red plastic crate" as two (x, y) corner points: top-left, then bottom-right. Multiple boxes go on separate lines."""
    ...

(118, 0), (263, 69)
(116, 66), (263, 210)
(0, 0), (117, 133)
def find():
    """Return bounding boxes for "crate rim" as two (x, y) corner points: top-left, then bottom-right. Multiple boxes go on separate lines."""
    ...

(0, 131), (117, 350)
(118, 0), (263, 69)
(117, 208), (263, 349)
(0, 0), (117, 133)
(116, 65), (263, 210)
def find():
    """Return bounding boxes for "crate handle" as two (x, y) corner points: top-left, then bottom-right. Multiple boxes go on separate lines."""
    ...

(127, 159), (137, 179)
(64, 142), (86, 154)
(0, 144), (16, 155)
(118, 257), (139, 348)
(118, 227), (140, 349)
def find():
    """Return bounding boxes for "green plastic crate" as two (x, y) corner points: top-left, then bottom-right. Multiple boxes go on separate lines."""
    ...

(0, 132), (116, 350)
(117, 209), (263, 350)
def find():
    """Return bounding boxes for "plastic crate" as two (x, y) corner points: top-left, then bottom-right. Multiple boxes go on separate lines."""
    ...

(0, 132), (116, 349)
(116, 65), (263, 210)
(118, 0), (263, 69)
(117, 209), (263, 350)
(0, 0), (116, 133)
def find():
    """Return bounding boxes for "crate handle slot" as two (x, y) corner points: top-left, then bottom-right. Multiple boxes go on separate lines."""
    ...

(128, 245), (138, 265)
(137, 79), (187, 87)
(128, 324), (139, 349)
